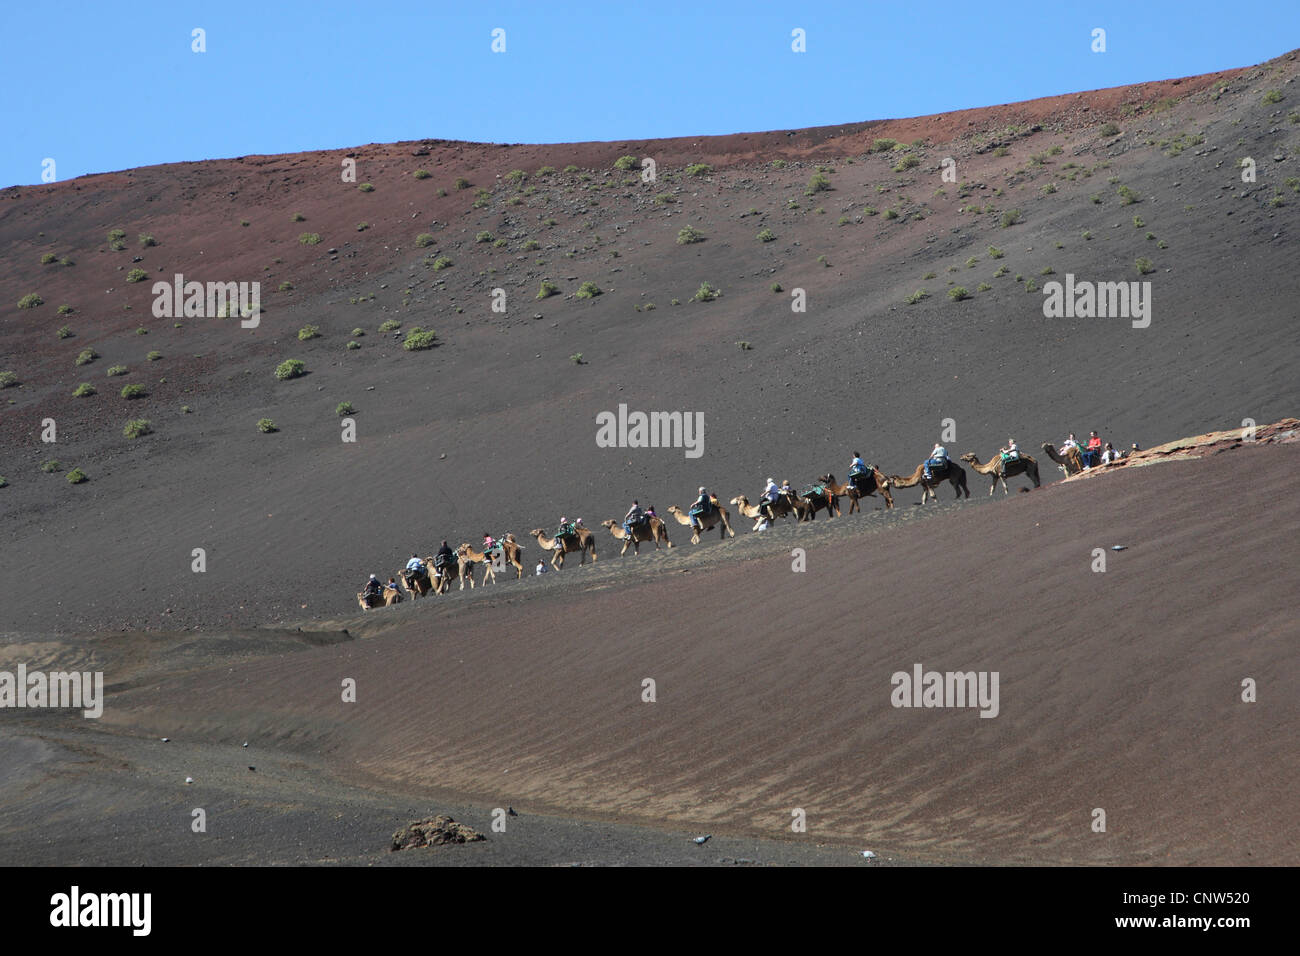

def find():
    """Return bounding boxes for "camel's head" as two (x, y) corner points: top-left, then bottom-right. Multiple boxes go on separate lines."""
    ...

(600, 520), (616, 529)
(730, 495), (746, 505)
(1040, 442), (1053, 451)
(528, 529), (545, 538)
(666, 505), (682, 515)
(960, 453), (978, 463)
(456, 543), (472, 556)
(819, 474), (834, 485)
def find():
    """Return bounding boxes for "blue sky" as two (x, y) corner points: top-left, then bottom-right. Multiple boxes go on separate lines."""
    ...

(3, 1), (1296, 187)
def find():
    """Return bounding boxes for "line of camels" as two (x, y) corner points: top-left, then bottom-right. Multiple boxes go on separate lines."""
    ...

(356, 441), (1095, 610)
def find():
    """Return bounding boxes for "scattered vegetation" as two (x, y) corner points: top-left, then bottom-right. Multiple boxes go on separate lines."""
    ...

(66, 468), (88, 484)
(106, 365), (128, 377)
(298, 325), (320, 341)
(1135, 257), (1156, 275)
(17, 293), (43, 309)
(431, 256), (453, 270)
(40, 252), (57, 264)
(358, 183), (375, 192)
(413, 169), (431, 180)
(872, 139), (897, 152)
(905, 289), (929, 305)
(123, 419), (152, 439)
(614, 155), (638, 171)
(684, 163), (712, 177)
(894, 155), (920, 172)
(676, 226), (705, 244)
(346, 340), (361, 350)
(1099, 122), (1120, 136)
(258, 418), (278, 433)
(537, 280), (559, 300)
(1000, 209), (1022, 228)
(415, 233), (435, 248)
(275, 359), (306, 380)
(299, 233), (322, 245)
(693, 282), (720, 302)
(139, 234), (157, 247)
(404, 329), (437, 351)
(770, 282), (783, 293)
(475, 231), (493, 243)
(75, 349), (97, 366)
(120, 383), (147, 399)
(41, 460), (62, 473)
(378, 319), (402, 332)
(336, 402), (355, 416)
(805, 172), (832, 195)
(948, 287), (970, 301)
(570, 353), (584, 364)
(575, 281), (602, 299)
(1262, 89), (1284, 105)
(756, 228), (776, 243)
(73, 383), (95, 397)
(147, 350), (162, 361)
(0, 371), (18, 388)
(1118, 185), (1140, 205)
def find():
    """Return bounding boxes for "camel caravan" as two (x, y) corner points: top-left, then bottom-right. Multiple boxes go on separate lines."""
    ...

(356, 434), (1128, 609)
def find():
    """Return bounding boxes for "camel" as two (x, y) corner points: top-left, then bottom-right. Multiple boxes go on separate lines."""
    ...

(1041, 442), (1084, 478)
(478, 533), (526, 579)
(530, 526), (597, 569)
(666, 499), (735, 544)
(456, 544), (499, 587)
(960, 452), (1041, 496)
(601, 517), (672, 555)
(890, 459), (971, 504)
(399, 566), (434, 599)
(426, 554), (465, 594)
(357, 586), (402, 611)
(819, 469), (893, 513)
(796, 482), (841, 521)
(731, 491), (811, 529)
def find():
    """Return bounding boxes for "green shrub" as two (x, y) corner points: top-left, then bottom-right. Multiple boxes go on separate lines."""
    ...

(278, 281), (294, 292)
(146, 350), (162, 361)
(107, 228), (126, 241)
(66, 468), (87, 484)
(1025, 278), (1038, 292)
(1099, 122), (1120, 136)
(993, 146), (1010, 157)
(771, 159), (787, 168)
(55, 304), (74, 317)
(965, 256), (979, 268)
(106, 365), (128, 377)
(805, 172), (832, 194)
(1000, 209), (1022, 227)
(684, 163), (712, 176)
(415, 233), (435, 248)
(356, 222), (369, 231)
(299, 233), (322, 245)
(413, 169), (432, 180)
(872, 138), (897, 152)
(258, 418), (278, 433)
(693, 282), (719, 302)
(493, 238), (508, 248)
(73, 383), (95, 397)
(290, 213), (305, 222)
(40, 252), (57, 264)
(41, 460), (62, 473)
(403, 330), (438, 351)
(522, 239), (540, 251)
(537, 280), (559, 299)
(0, 371), (18, 388)
(17, 293), (43, 309)
(923, 271), (937, 280)
(613, 155), (638, 171)
(139, 234), (157, 248)
(275, 359), (306, 380)
(351, 327), (365, 336)
(948, 287), (970, 301)
(1135, 257), (1156, 275)
(298, 325), (320, 341)
(475, 231), (493, 243)
(358, 183), (375, 192)
(431, 256), (453, 270)
(654, 193), (676, 205)
(0, 477), (6, 488)
(60, 257), (74, 266)
(121, 383), (147, 399)
(756, 228), (776, 242)
(378, 319), (401, 332)
(346, 340), (360, 350)
(883, 209), (899, 220)
(75, 349), (97, 366)
(575, 281), (602, 299)
(570, 353), (583, 364)
(336, 402), (355, 416)
(677, 225), (705, 244)
(837, 216), (850, 226)
(905, 290), (929, 305)
(1262, 89), (1284, 105)
(894, 155), (920, 172)
(993, 265), (1009, 277)
(537, 166), (556, 176)
(123, 419), (152, 439)
(1117, 185), (1139, 205)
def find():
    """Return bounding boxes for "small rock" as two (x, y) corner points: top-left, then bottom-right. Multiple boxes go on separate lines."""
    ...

(161, 737), (169, 742)
(693, 835), (712, 844)
(862, 850), (877, 859)
(1111, 545), (1127, 551)
(185, 776), (194, 785)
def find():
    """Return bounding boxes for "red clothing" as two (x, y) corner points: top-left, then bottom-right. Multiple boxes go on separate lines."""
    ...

(1086, 436), (1102, 451)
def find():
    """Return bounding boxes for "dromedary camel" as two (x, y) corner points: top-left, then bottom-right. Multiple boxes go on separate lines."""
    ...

(601, 517), (672, 555)
(819, 469), (893, 513)
(426, 554), (464, 594)
(457, 544), (499, 587)
(530, 526), (598, 569)
(479, 533), (526, 579)
(960, 452), (1041, 496)
(399, 566), (434, 599)
(357, 586), (402, 611)
(1041, 442), (1084, 478)
(731, 492), (811, 529)
(796, 482), (841, 521)
(890, 459), (971, 504)
(667, 499), (735, 544)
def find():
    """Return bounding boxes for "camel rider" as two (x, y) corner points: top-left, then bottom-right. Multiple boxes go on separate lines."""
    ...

(1001, 438), (1020, 462)
(1084, 430), (1102, 468)
(483, 532), (496, 553)
(689, 487), (712, 530)
(433, 541), (454, 574)
(554, 517), (571, 550)
(386, 577), (400, 592)
(1062, 432), (1080, 453)
(405, 554), (425, 575)
(924, 442), (948, 481)
(1102, 442), (1121, 465)
(849, 453), (867, 477)
(759, 478), (781, 521)
(535, 560), (547, 575)
(364, 574), (383, 604)
(624, 500), (644, 537)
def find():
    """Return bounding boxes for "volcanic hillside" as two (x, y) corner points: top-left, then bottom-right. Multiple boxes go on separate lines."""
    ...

(2, 51), (1299, 631)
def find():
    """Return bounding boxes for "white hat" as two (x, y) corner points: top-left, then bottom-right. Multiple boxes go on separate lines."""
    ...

(698, 486), (706, 494)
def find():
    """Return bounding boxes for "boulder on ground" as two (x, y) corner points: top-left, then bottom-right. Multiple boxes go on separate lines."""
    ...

(391, 815), (486, 851)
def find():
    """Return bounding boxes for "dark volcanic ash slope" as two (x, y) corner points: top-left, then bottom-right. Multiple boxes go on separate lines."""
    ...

(1, 53), (1298, 630)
